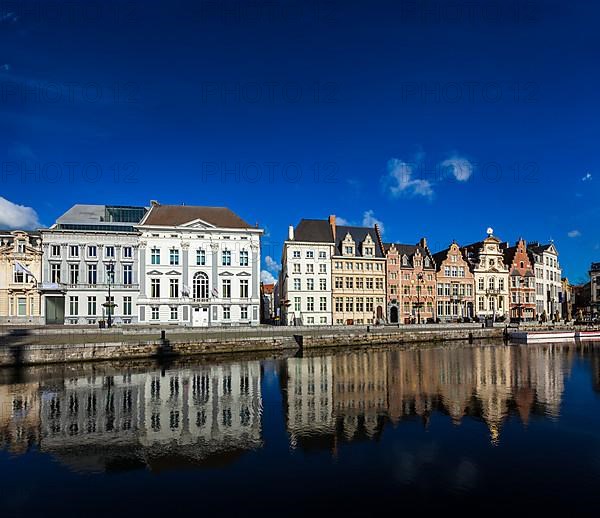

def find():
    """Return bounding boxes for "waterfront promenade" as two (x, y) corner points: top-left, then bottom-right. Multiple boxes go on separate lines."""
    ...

(0, 323), (509, 367)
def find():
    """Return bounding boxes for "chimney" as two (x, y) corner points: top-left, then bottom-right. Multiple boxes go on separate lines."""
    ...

(419, 237), (427, 249)
(288, 225), (294, 241)
(150, 200), (160, 207)
(328, 215), (336, 241)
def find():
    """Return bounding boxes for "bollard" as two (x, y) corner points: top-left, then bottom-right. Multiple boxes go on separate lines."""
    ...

(367, 325), (370, 333)
(161, 329), (166, 341)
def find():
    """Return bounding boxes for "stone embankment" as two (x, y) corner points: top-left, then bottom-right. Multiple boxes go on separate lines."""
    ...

(0, 324), (504, 367)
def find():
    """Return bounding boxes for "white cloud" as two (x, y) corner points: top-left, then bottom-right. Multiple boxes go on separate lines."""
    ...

(335, 216), (350, 225)
(440, 156), (473, 182)
(582, 172), (592, 182)
(361, 210), (385, 234)
(0, 197), (40, 229)
(384, 158), (434, 198)
(567, 230), (581, 238)
(260, 270), (276, 284)
(265, 255), (280, 273)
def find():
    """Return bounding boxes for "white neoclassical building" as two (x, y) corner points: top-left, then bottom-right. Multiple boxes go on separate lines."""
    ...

(464, 228), (510, 320)
(40, 205), (147, 325)
(136, 202), (263, 326)
(280, 218), (335, 325)
(527, 242), (562, 319)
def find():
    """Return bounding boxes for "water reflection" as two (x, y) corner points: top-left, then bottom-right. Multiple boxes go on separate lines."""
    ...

(1, 343), (599, 473)
(281, 344), (580, 449)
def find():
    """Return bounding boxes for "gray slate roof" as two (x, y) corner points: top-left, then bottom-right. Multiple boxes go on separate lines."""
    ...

(335, 225), (384, 258)
(294, 219), (334, 243)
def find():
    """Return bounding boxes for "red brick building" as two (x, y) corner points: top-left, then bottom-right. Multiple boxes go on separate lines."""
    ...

(503, 238), (536, 321)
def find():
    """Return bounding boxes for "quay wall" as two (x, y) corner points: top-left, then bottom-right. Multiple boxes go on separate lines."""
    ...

(0, 326), (504, 367)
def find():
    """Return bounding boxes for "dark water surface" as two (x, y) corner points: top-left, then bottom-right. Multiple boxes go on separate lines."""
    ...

(2, 342), (600, 516)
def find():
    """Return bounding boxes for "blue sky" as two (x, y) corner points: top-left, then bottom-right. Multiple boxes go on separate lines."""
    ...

(0, 0), (598, 283)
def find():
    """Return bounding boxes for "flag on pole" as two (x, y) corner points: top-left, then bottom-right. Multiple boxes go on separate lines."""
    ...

(15, 261), (34, 277)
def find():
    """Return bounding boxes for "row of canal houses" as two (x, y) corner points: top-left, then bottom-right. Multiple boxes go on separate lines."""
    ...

(0, 203), (562, 326)
(279, 216), (563, 325)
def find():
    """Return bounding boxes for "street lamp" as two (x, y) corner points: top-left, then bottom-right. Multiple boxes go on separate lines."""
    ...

(411, 272), (425, 324)
(106, 260), (115, 328)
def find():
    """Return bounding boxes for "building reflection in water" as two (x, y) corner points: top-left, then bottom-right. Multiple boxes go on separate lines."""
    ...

(0, 343), (592, 470)
(282, 344), (577, 450)
(1, 360), (262, 472)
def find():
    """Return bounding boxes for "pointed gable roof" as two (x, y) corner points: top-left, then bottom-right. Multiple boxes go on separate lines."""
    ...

(335, 226), (384, 257)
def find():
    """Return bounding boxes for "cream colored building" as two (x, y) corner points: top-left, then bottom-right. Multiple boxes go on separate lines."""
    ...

(0, 230), (43, 324)
(331, 219), (387, 325)
(464, 229), (509, 320)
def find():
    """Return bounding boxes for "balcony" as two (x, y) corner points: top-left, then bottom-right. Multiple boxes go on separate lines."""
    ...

(485, 288), (502, 295)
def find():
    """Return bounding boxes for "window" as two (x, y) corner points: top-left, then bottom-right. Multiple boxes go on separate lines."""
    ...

(88, 264), (97, 285)
(335, 277), (343, 289)
(50, 264), (61, 283)
(357, 277), (364, 289)
(69, 264), (79, 285)
(319, 263), (327, 273)
(151, 307), (159, 320)
(69, 245), (79, 257)
(222, 279), (231, 298)
(88, 297), (96, 316)
(170, 307), (178, 320)
(151, 278), (160, 298)
(123, 264), (133, 285)
(223, 306), (231, 320)
(307, 297), (314, 311)
(170, 248), (180, 266)
(307, 279), (314, 290)
(319, 251), (326, 259)
(123, 247), (132, 259)
(294, 297), (301, 311)
(306, 251), (314, 258)
(366, 278), (373, 289)
(17, 297), (26, 316)
(241, 306), (248, 319)
(105, 246), (115, 258)
(170, 279), (179, 298)
(88, 245), (97, 257)
(123, 296), (132, 316)
(222, 250), (231, 266)
(196, 249), (206, 265)
(320, 297), (327, 311)
(13, 266), (24, 283)
(293, 263), (301, 274)
(366, 298), (374, 312)
(345, 298), (354, 312)
(499, 278), (505, 291)
(356, 297), (364, 312)
(320, 278), (327, 290)
(51, 245), (60, 257)
(335, 297), (343, 312)
(151, 248), (160, 265)
(193, 272), (209, 299)
(306, 264), (314, 274)
(240, 250), (249, 266)
(240, 279), (249, 298)
(478, 278), (484, 290)
(293, 251), (301, 259)
(105, 264), (115, 283)
(478, 297), (484, 311)
(375, 278), (383, 290)
(69, 296), (79, 316)
(345, 277), (353, 289)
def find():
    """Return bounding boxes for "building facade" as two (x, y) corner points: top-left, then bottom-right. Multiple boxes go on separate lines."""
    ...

(590, 262), (600, 319)
(40, 205), (146, 325)
(527, 242), (562, 319)
(432, 241), (475, 322)
(280, 218), (334, 326)
(503, 239), (536, 321)
(0, 230), (43, 324)
(385, 239), (436, 324)
(136, 203), (262, 326)
(464, 229), (510, 320)
(331, 219), (386, 325)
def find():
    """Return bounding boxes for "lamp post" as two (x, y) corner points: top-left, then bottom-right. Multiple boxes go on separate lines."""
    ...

(107, 260), (114, 328)
(411, 272), (424, 324)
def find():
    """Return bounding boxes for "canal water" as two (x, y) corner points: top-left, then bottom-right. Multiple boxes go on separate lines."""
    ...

(1, 342), (600, 516)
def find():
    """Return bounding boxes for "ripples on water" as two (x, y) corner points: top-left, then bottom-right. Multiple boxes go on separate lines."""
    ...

(1, 341), (600, 515)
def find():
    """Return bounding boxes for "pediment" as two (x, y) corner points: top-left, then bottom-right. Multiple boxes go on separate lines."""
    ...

(178, 218), (216, 229)
(236, 271), (251, 276)
(165, 270), (181, 275)
(219, 271), (234, 276)
(147, 270), (162, 275)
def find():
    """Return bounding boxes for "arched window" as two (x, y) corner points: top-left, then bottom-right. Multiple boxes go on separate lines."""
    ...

(193, 272), (209, 300)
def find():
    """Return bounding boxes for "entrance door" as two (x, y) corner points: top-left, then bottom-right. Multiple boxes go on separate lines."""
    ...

(390, 306), (399, 323)
(192, 307), (209, 327)
(45, 297), (65, 324)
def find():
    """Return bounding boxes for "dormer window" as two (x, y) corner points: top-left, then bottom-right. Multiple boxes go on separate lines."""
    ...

(402, 255), (408, 266)
(342, 233), (355, 256)
(16, 241), (25, 254)
(424, 257), (430, 267)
